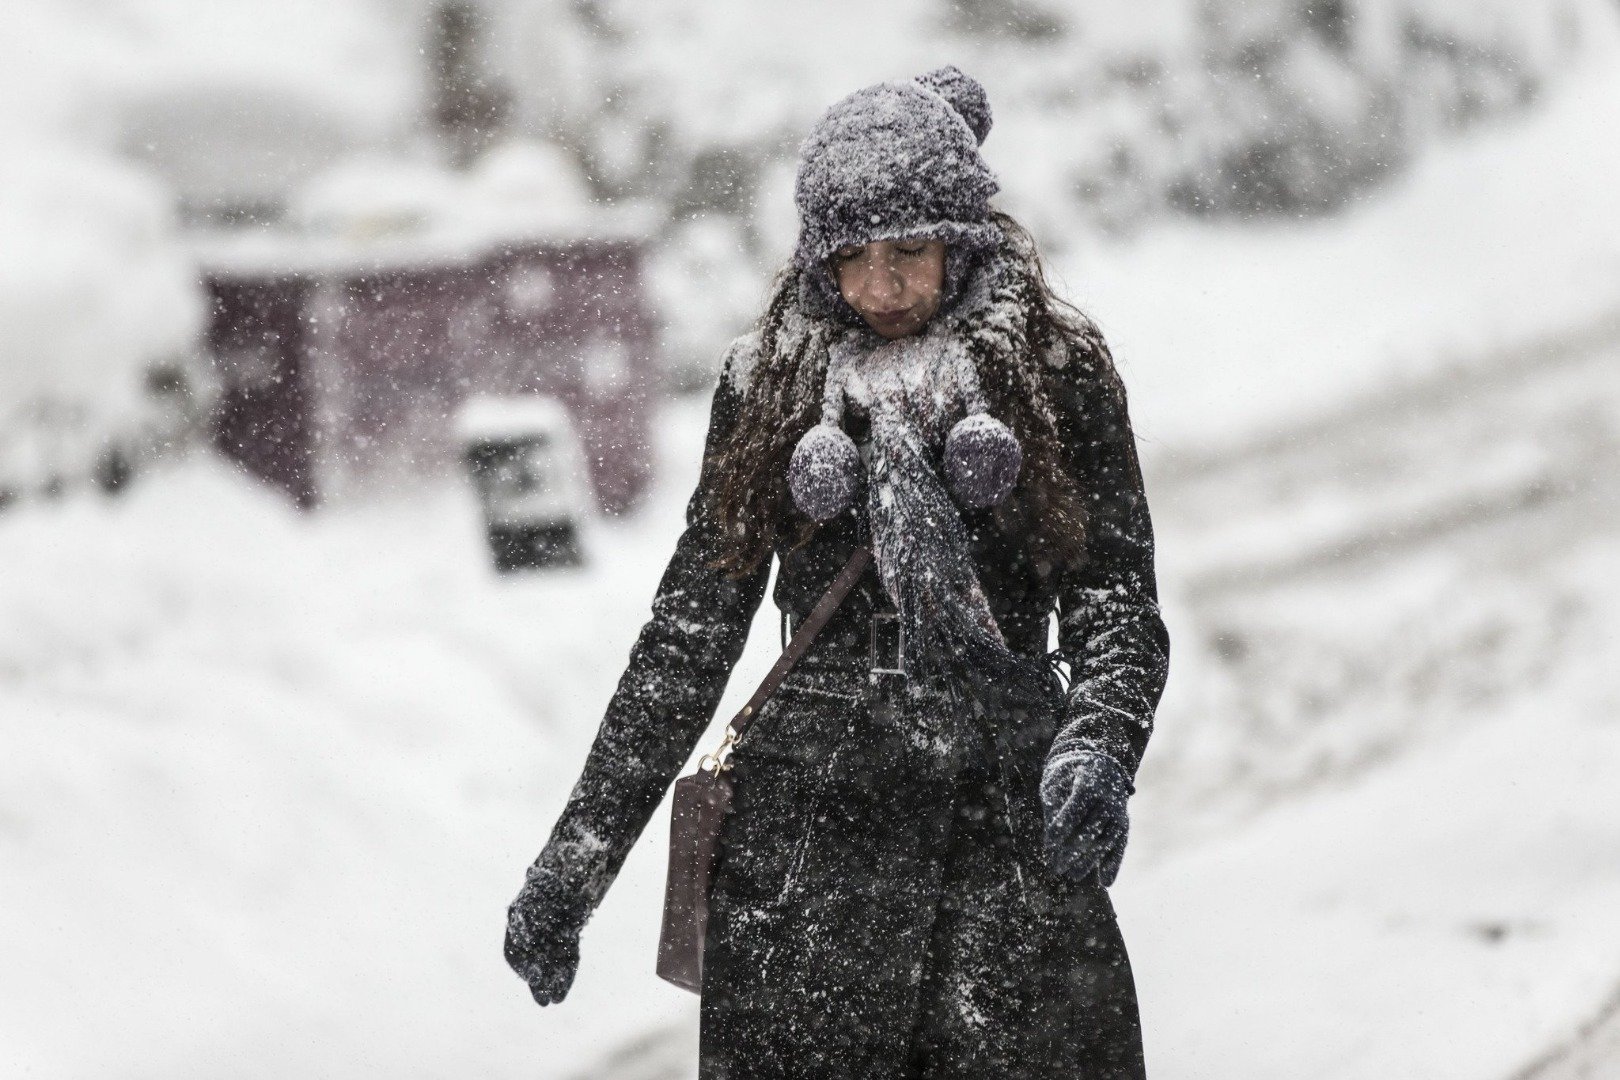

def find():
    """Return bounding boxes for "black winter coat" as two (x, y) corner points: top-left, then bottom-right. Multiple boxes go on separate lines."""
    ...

(535, 324), (1169, 1079)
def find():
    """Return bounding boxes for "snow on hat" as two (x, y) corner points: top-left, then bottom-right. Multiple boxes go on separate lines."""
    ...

(791, 65), (1001, 275)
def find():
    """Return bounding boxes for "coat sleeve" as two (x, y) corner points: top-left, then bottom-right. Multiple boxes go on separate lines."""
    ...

(524, 337), (772, 926)
(1050, 325), (1171, 782)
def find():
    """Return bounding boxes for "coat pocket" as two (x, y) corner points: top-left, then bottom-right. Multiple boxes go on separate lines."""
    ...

(716, 742), (837, 906)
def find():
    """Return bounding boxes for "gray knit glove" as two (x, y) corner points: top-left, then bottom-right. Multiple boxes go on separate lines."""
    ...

(1040, 747), (1134, 887)
(504, 865), (588, 1006)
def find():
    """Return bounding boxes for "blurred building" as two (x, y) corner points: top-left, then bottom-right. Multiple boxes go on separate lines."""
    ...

(105, 0), (667, 514)
(198, 201), (660, 514)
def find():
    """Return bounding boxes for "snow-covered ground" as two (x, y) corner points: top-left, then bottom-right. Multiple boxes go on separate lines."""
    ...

(4, 46), (1620, 1080)
(0, 429), (721, 1079)
(4, 342), (1615, 1078)
(1127, 633), (1620, 1079)
(1126, 326), (1620, 1078)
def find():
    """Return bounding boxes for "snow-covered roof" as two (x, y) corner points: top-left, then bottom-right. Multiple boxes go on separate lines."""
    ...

(194, 140), (656, 279)
(454, 394), (576, 444)
(189, 202), (659, 280)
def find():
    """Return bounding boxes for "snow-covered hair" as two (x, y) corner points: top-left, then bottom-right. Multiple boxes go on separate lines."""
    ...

(712, 211), (1126, 577)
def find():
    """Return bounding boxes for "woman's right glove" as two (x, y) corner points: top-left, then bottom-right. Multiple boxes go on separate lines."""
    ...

(504, 865), (588, 1006)
(1039, 746), (1135, 887)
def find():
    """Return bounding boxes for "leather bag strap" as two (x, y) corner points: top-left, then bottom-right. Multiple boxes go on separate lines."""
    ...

(726, 546), (872, 741)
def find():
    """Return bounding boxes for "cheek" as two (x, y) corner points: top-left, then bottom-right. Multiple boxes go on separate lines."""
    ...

(835, 264), (862, 303)
(906, 263), (945, 305)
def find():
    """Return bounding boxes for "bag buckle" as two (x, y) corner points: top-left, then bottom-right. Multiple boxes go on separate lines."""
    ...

(697, 724), (739, 774)
(869, 609), (906, 679)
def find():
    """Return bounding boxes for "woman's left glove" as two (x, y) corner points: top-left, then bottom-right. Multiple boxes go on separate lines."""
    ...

(1040, 747), (1134, 887)
(504, 865), (589, 1006)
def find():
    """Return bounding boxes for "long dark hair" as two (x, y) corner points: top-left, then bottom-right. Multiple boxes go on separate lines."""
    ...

(710, 209), (1127, 576)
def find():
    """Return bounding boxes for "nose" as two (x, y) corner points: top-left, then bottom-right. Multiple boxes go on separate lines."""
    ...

(860, 254), (906, 306)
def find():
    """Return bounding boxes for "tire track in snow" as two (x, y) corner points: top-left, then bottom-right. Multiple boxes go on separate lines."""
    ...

(1131, 302), (1620, 859)
(1512, 981), (1620, 1080)
(1157, 302), (1620, 602)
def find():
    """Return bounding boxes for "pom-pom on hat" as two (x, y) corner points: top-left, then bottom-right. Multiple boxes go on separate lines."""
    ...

(791, 65), (1002, 285)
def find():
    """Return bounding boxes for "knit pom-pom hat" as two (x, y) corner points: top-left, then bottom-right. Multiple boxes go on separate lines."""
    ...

(792, 65), (1002, 324)
(786, 66), (1022, 521)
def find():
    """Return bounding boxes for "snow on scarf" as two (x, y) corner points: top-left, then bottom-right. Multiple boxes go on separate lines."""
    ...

(786, 283), (1062, 762)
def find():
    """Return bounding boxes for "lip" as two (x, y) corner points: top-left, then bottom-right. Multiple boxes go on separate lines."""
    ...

(869, 308), (912, 323)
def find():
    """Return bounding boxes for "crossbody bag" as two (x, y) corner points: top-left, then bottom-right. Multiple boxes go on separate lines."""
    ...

(656, 545), (873, 993)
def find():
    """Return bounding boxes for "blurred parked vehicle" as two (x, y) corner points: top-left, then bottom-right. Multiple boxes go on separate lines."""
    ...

(0, 356), (217, 510)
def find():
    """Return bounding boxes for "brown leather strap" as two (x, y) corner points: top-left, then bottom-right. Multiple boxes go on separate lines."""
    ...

(727, 546), (872, 740)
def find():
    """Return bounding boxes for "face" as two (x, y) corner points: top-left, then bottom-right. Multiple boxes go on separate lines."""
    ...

(831, 237), (948, 339)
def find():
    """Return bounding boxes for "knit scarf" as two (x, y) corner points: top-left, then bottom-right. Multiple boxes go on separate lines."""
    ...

(783, 244), (1064, 764)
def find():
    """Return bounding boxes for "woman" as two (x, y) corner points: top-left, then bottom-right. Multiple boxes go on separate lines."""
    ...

(505, 66), (1170, 1079)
